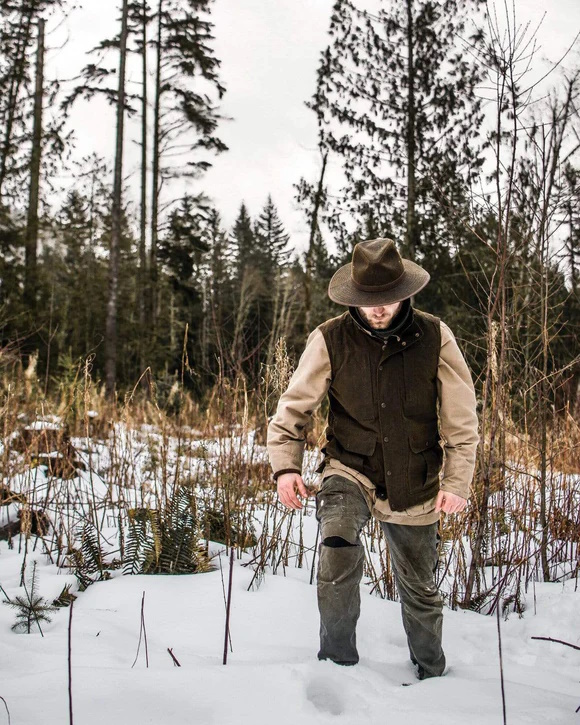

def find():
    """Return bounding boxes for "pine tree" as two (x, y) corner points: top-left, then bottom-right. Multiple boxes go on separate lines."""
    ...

(149, 0), (227, 328)
(4, 561), (56, 634)
(202, 208), (234, 376)
(156, 193), (211, 381)
(230, 202), (255, 279)
(314, 0), (486, 264)
(51, 187), (108, 364)
(0, 0), (69, 357)
(254, 195), (291, 273)
(229, 203), (262, 377)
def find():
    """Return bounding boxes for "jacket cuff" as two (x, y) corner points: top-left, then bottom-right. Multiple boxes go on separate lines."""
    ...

(273, 468), (302, 481)
(440, 479), (470, 500)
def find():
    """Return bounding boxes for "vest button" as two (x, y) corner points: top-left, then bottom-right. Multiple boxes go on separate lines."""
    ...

(381, 402), (386, 408)
(401, 341), (406, 346)
(379, 365), (383, 371)
(386, 470), (392, 476)
(415, 333), (420, 337)
(383, 436), (389, 442)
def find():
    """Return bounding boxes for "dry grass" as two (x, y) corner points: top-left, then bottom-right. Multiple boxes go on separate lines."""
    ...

(1, 348), (578, 616)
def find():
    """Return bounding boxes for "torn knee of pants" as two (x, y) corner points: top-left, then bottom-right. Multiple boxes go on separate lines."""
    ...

(322, 536), (357, 548)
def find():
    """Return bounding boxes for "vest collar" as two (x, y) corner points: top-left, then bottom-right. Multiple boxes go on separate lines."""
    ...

(348, 299), (414, 342)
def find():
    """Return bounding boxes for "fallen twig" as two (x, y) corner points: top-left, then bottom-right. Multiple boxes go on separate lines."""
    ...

(0, 695), (11, 725)
(531, 636), (580, 651)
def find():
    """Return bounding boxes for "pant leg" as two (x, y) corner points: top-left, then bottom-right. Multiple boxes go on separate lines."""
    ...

(315, 475), (371, 664)
(380, 521), (445, 678)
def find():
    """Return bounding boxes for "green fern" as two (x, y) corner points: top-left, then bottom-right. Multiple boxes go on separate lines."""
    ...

(72, 522), (109, 590)
(150, 486), (198, 574)
(124, 486), (208, 575)
(124, 508), (161, 575)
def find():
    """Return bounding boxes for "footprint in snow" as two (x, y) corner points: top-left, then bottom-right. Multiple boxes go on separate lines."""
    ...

(306, 676), (345, 716)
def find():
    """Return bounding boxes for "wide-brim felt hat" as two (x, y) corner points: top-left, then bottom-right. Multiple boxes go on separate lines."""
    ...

(328, 238), (430, 306)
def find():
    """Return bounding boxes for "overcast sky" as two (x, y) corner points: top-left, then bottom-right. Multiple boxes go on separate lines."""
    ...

(51, 0), (580, 256)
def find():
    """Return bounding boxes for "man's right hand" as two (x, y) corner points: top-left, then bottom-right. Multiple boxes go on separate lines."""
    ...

(277, 472), (310, 510)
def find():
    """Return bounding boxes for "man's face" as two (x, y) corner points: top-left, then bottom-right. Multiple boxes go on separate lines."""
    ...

(358, 301), (403, 329)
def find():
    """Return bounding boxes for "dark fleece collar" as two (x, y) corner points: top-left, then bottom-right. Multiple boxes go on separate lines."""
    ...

(348, 298), (413, 341)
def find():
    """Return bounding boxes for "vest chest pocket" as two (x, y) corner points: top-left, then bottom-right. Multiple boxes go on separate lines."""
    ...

(401, 340), (438, 419)
(332, 352), (375, 421)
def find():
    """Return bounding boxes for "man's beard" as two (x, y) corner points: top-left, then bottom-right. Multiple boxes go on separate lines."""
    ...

(358, 303), (402, 330)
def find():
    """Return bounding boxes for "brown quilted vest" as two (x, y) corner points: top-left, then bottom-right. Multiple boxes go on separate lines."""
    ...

(317, 307), (442, 511)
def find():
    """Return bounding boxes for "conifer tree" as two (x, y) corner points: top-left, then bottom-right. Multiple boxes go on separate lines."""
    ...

(51, 186), (109, 364)
(200, 208), (234, 377)
(229, 203), (261, 378)
(4, 561), (56, 634)
(252, 196), (295, 370)
(156, 193), (210, 378)
(149, 0), (227, 327)
(230, 202), (255, 279)
(314, 0), (486, 264)
(254, 195), (291, 273)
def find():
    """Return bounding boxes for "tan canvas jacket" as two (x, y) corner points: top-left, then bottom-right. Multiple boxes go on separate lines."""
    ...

(267, 316), (479, 525)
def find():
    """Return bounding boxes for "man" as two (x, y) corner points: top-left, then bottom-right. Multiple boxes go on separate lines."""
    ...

(267, 238), (478, 679)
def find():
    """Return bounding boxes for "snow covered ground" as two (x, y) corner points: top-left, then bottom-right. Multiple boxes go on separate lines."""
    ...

(2, 422), (578, 723)
(1, 536), (579, 725)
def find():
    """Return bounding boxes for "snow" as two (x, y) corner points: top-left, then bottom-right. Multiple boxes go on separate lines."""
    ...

(2, 422), (579, 723)
(26, 418), (62, 431)
(1, 539), (579, 725)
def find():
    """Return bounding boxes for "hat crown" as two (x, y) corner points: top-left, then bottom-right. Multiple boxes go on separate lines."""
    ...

(327, 236), (430, 306)
(352, 239), (405, 292)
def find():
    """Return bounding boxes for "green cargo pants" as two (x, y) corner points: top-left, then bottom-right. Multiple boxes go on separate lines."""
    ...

(315, 474), (445, 677)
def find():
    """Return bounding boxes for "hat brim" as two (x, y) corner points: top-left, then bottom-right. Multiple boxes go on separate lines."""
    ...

(328, 258), (430, 306)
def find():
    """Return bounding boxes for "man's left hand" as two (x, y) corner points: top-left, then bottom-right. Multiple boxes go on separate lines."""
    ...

(435, 490), (467, 514)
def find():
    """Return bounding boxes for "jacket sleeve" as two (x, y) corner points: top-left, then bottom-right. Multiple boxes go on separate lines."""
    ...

(267, 327), (332, 479)
(437, 321), (479, 499)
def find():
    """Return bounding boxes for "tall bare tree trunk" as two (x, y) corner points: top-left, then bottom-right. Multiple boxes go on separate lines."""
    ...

(404, 0), (417, 261)
(150, 0), (163, 331)
(105, 0), (129, 398)
(138, 0), (149, 374)
(24, 18), (45, 311)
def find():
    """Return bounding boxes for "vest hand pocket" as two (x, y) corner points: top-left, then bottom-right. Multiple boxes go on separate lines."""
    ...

(408, 425), (443, 489)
